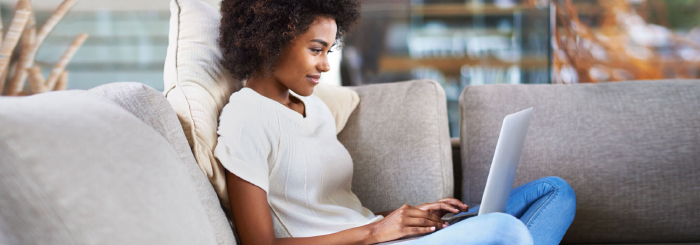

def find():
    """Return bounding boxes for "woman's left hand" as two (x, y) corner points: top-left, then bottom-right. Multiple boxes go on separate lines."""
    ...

(415, 198), (469, 218)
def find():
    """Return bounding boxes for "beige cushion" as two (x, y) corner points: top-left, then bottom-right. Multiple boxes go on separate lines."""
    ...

(163, 0), (242, 214)
(308, 82), (360, 134)
(163, 0), (360, 214)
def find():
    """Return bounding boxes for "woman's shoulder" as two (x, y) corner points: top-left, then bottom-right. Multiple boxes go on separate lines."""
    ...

(220, 89), (278, 128)
(227, 87), (260, 105)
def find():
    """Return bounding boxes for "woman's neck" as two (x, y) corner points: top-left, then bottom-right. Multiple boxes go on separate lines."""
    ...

(245, 75), (292, 106)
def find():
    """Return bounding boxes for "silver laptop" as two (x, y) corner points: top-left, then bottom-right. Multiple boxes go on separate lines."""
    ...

(378, 107), (533, 244)
(451, 107), (533, 219)
(478, 107), (533, 214)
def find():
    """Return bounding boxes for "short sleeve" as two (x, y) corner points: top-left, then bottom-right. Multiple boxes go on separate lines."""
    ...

(214, 101), (278, 194)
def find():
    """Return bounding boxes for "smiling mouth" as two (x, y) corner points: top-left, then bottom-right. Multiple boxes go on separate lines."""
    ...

(306, 75), (320, 84)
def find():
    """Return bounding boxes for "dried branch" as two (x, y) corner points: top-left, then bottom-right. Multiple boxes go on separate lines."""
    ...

(54, 71), (68, 91)
(35, 0), (78, 48)
(45, 33), (87, 89)
(6, 10), (36, 95)
(0, 0), (31, 95)
(27, 66), (46, 93)
(5, 0), (79, 95)
(0, 70), (7, 91)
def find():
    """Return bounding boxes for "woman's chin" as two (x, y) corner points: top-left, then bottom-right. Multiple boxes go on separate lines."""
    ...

(292, 86), (315, 97)
(302, 88), (315, 97)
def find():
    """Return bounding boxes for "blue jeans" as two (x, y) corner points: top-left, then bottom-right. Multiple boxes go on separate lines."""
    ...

(407, 176), (576, 245)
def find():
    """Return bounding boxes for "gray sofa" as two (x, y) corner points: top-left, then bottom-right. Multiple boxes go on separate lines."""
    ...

(0, 80), (452, 244)
(458, 80), (700, 244)
(0, 79), (697, 244)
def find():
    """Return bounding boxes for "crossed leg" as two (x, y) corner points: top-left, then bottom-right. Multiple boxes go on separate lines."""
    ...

(409, 176), (576, 245)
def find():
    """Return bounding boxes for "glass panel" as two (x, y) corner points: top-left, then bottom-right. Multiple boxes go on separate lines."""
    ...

(345, 0), (700, 137)
(343, 0), (551, 137)
(38, 10), (169, 91)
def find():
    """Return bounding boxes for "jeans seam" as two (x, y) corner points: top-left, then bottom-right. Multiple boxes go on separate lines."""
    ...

(508, 180), (541, 199)
(524, 181), (559, 228)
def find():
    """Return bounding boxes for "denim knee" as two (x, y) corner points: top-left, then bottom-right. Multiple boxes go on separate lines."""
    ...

(539, 176), (577, 221)
(542, 177), (576, 204)
(539, 176), (570, 190)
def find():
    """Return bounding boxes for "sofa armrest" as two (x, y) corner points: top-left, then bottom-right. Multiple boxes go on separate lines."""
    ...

(89, 82), (194, 165)
(88, 82), (236, 244)
(337, 80), (453, 213)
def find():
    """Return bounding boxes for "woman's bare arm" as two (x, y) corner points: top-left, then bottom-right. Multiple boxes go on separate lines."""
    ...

(374, 210), (395, 217)
(226, 171), (446, 245)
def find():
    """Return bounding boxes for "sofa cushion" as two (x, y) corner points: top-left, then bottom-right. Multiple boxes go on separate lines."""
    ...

(338, 80), (453, 213)
(91, 82), (199, 167)
(89, 82), (236, 244)
(0, 91), (234, 244)
(459, 80), (700, 243)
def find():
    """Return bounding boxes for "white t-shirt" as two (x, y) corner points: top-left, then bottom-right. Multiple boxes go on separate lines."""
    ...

(214, 87), (383, 238)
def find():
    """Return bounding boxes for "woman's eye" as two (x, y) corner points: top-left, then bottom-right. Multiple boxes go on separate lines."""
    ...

(311, 49), (323, 54)
(327, 50), (333, 54)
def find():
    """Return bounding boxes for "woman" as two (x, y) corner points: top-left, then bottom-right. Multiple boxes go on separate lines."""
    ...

(215, 0), (576, 244)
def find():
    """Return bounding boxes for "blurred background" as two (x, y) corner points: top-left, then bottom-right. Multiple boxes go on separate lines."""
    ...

(0, 0), (698, 137)
(343, 0), (700, 136)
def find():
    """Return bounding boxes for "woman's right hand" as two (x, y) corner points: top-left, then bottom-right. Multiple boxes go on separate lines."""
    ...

(367, 204), (447, 244)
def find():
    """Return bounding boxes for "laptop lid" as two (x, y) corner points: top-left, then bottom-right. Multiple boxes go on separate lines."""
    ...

(478, 107), (533, 215)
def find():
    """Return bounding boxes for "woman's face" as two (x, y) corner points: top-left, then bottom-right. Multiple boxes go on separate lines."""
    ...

(272, 16), (337, 97)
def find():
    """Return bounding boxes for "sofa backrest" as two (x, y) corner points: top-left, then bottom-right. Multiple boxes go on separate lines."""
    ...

(339, 80), (453, 213)
(459, 80), (700, 243)
(0, 85), (235, 245)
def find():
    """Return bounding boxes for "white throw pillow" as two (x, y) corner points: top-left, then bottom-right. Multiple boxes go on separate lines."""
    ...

(164, 0), (241, 216)
(163, 0), (360, 216)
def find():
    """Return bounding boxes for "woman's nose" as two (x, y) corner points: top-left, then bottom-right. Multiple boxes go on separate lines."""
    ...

(318, 57), (330, 73)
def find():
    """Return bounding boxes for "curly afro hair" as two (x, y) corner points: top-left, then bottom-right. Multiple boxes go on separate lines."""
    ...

(218, 0), (360, 81)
